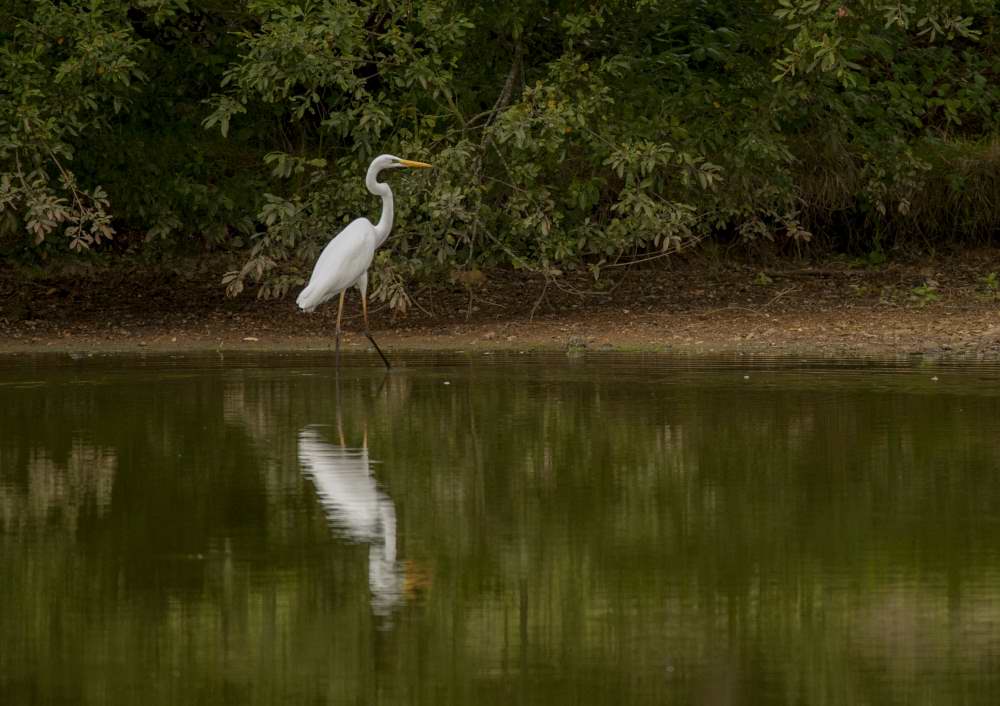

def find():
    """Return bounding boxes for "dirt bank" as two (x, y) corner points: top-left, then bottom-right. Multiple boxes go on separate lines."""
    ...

(2, 250), (999, 358)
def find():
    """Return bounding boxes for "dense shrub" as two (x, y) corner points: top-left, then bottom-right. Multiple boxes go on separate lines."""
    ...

(2, 1), (998, 304)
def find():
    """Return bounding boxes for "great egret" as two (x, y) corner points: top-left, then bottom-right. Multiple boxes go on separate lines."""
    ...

(296, 154), (432, 368)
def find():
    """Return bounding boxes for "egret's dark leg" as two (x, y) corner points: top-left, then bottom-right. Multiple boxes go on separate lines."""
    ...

(335, 367), (345, 446)
(335, 291), (346, 369)
(362, 290), (390, 370)
(375, 370), (389, 396)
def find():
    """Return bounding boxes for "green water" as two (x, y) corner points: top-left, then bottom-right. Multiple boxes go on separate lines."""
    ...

(2, 353), (1000, 705)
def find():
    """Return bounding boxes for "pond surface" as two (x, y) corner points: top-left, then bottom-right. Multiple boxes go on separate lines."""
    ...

(2, 352), (1000, 705)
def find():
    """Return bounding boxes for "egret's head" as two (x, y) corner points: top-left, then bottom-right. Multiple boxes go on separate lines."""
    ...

(374, 154), (433, 171)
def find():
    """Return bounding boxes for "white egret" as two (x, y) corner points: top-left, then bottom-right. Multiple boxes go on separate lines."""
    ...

(296, 154), (432, 368)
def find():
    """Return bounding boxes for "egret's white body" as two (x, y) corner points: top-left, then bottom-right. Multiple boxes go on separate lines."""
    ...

(296, 218), (376, 312)
(296, 154), (431, 367)
(298, 426), (403, 616)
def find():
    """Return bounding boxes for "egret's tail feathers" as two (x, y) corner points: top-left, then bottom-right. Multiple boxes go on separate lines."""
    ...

(296, 285), (319, 312)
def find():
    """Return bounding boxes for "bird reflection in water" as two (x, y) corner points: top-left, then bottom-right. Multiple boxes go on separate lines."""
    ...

(298, 423), (427, 618)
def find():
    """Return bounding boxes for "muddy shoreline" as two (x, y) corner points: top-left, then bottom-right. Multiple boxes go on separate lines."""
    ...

(3, 251), (999, 359)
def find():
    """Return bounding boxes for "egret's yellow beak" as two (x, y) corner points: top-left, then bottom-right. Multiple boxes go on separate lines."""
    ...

(398, 159), (433, 169)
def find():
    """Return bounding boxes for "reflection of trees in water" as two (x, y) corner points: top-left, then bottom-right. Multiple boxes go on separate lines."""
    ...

(360, 370), (1000, 702)
(848, 581), (1000, 683)
(3, 363), (1000, 703)
(0, 441), (116, 534)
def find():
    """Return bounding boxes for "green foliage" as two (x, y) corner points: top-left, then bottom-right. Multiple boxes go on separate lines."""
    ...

(0, 0), (146, 250)
(754, 271), (774, 286)
(979, 270), (998, 299)
(2, 1), (1000, 306)
(911, 280), (941, 305)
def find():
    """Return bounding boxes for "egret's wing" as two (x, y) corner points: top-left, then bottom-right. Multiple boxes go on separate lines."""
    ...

(297, 219), (376, 311)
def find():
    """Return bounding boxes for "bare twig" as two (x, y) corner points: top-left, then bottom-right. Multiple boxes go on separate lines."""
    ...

(603, 234), (708, 268)
(550, 278), (613, 297)
(763, 268), (862, 279)
(761, 285), (798, 309)
(698, 305), (772, 319)
(529, 277), (550, 321)
(478, 41), (523, 140)
(698, 285), (799, 319)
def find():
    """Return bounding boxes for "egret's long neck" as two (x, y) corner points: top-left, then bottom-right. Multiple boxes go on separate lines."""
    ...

(366, 165), (394, 248)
